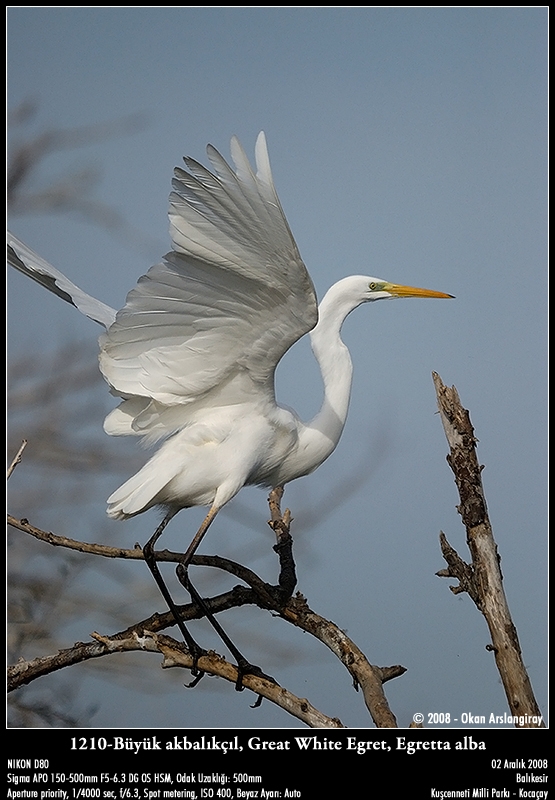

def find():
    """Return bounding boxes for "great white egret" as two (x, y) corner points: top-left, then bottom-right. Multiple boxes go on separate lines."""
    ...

(8, 132), (452, 685)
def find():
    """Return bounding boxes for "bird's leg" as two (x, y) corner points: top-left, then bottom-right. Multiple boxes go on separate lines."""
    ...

(175, 506), (276, 691)
(142, 510), (205, 680)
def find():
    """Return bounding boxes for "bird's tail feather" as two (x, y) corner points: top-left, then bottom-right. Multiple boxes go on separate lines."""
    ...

(106, 450), (181, 520)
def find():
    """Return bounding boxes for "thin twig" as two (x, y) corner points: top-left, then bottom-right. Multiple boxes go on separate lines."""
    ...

(7, 440), (27, 480)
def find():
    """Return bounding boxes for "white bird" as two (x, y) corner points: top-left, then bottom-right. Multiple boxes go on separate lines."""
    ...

(8, 132), (452, 683)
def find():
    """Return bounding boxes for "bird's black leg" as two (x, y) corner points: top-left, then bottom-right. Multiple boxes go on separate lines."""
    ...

(175, 506), (276, 691)
(142, 510), (205, 681)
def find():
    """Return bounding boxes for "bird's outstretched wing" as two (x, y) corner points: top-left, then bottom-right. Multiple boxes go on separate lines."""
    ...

(99, 133), (318, 409)
(8, 232), (117, 329)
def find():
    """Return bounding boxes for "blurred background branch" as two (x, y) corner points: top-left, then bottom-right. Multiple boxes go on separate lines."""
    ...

(8, 99), (159, 257)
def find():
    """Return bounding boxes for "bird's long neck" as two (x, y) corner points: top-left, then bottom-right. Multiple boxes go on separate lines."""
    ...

(302, 284), (361, 468)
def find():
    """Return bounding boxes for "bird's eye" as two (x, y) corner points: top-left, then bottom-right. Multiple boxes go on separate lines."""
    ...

(369, 282), (377, 291)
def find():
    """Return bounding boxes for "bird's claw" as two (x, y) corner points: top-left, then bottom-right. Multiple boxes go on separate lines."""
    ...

(235, 659), (278, 692)
(185, 670), (205, 689)
(183, 643), (208, 688)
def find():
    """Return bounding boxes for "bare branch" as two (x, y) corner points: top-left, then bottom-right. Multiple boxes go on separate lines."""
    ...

(8, 514), (147, 560)
(9, 629), (344, 729)
(266, 489), (402, 727)
(432, 372), (544, 728)
(267, 486), (297, 601)
(7, 440), (27, 480)
(281, 594), (403, 728)
(8, 509), (404, 727)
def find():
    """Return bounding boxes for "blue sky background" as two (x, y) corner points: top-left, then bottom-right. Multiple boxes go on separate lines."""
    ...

(7, 7), (547, 730)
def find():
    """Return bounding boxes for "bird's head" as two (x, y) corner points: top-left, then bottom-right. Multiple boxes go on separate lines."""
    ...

(320, 275), (453, 319)
(313, 276), (453, 341)
(354, 275), (454, 303)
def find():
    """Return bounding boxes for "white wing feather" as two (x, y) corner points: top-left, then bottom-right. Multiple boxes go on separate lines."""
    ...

(99, 133), (318, 436)
(7, 232), (117, 329)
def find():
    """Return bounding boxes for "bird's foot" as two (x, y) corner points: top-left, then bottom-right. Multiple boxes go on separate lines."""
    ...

(183, 641), (207, 688)
(185, 670), (205, 689)
(234, 658), (278, 693)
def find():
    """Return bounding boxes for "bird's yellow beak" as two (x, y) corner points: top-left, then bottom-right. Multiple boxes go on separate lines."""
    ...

(383, 282), (454, 299)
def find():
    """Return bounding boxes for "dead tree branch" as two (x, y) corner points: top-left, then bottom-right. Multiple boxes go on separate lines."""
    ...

(8, 630), (343, 729)
(432, 372), (544, 728)
(7, 493), (404, 728)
